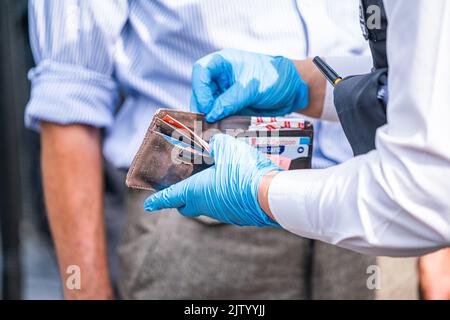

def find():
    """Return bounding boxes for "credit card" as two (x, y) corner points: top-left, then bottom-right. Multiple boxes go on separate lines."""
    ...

(157, 131), (204, 154)
(238, 135), (310, 170)
(241, 136), (311, 147)
(162, 115), (211, 153)
(155, 131), (213, 164)
(156, 118), (205, 152)
(256, 144), (310, 159)
(250, 117), (306, 131)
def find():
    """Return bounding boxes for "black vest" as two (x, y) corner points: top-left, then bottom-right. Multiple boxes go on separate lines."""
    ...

(333, 0), (388, 156)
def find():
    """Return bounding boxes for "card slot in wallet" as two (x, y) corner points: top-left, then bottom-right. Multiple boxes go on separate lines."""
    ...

(126, 129), (212, 191)
(154, 131), (214, 164)
(155, 118), (206, 153)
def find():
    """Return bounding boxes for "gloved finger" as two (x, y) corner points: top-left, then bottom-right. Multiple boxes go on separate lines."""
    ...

(205, 83), (249, 123)
(236, 105), (293, 117)
(191, 64), (215, 114)
(143, 181), (187, 212)
(191, 54), (230, 114)
(209, 134), (231, 158)
(210, 134), (277, 170)
(209, 134), (250, 166)
(190, 94), (200, 113)
(190, 82), (221, 113)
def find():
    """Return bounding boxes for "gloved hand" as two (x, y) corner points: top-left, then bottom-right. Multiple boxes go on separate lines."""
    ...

(190, 48), (309, 123)
(144, 134), (281, 227)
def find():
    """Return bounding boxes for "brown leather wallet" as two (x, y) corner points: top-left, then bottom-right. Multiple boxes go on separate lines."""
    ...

(126, 109), (314, 191)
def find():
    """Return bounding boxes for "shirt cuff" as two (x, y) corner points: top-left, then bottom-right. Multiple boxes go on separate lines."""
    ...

(268, 169), (325, 240)
(25, 61), (119, 131)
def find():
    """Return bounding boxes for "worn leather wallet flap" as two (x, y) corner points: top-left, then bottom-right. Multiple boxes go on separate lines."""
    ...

(126, 109), (313, 191)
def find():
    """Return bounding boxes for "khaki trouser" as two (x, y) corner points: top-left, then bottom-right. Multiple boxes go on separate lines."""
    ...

(118, 190), (376, 299)
(376, 257), (419, 300)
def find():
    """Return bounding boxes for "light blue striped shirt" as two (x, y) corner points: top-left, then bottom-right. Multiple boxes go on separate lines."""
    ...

(26, 0), (367, 169)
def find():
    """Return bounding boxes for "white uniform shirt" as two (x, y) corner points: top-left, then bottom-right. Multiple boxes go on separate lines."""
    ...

(269, 0), (450, 257)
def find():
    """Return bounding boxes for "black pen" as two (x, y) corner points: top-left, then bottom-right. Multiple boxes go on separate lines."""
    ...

(312, 56), (343, 87)
(312, 56), (389, 106)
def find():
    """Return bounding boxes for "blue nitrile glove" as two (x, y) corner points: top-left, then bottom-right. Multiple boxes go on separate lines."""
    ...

(144, 134), (282, 227)
(190, 48), (309, 123)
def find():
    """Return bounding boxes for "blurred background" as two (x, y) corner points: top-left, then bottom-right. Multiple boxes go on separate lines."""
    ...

(1, 0), (124, 299)
(0, 0), (63, 299)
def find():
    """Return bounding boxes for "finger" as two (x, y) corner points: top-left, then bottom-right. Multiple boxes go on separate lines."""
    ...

(209, 133), (243, 164)
(200, 53), (231, 79)
(236, 105), (293, 117)
(189, 93), (200, 113)
(205, 83), (248, 123)
(143, 181), (187, 212)
(209, 134), (228, 158)
(191, 54), (230, 114)
(191, 64), (215, 114)
(210, 134), (271, 169)
(190, 83), (221, 113)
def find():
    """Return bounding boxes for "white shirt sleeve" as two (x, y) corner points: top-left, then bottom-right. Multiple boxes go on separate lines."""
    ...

(269, 0), (450, 257)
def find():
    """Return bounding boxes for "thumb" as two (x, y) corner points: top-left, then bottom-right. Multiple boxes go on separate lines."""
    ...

(209, 134), (238, 165)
